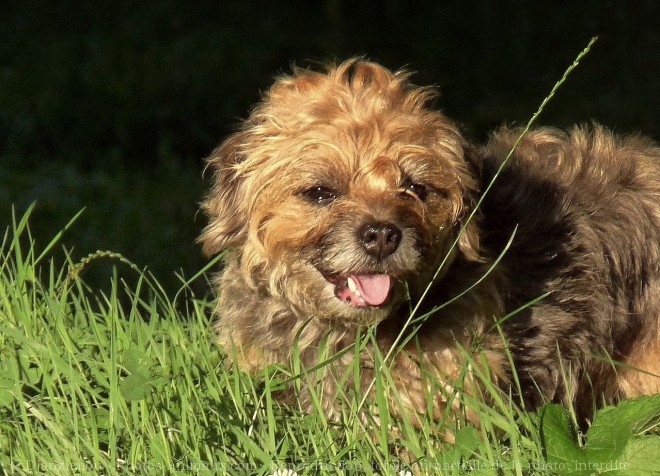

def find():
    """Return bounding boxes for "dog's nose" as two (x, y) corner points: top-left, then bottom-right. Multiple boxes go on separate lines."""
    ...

(358, 222), (402, 260)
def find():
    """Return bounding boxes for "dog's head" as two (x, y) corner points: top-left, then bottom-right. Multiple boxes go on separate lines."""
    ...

(200, 59), (479, 326)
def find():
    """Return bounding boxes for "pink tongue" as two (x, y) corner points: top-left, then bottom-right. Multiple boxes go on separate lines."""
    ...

(340, 274), (392, 307)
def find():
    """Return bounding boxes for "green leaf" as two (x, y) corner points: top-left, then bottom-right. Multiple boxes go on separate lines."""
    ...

(0, 375), (14, 390)
(540, 398), (660, 475)
(455, 426), (481, 459)
(0, 389), (14, 408)
(615, 436), (660, 475)
(119, 371), (152, 401)
(586, 395), (660, 462)
(122, 347), (148, 375)
(540, 404), (586, 466)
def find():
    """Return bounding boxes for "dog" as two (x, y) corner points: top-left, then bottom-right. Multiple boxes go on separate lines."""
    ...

(199, 58), (660, 426)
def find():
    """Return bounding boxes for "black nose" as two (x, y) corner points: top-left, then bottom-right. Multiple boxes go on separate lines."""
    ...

(358, 222), (402, 260)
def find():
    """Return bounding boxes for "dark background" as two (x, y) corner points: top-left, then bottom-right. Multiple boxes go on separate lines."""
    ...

(1, 1), (659, 295)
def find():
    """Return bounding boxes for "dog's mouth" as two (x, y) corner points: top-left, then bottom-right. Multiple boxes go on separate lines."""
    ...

(325, 273), (395, 308)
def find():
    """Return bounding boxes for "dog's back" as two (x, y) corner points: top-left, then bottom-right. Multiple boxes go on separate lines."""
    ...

(479, 125), (660, 415)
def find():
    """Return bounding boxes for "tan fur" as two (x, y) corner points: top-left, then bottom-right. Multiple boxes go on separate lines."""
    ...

(200, 59), (660, 426)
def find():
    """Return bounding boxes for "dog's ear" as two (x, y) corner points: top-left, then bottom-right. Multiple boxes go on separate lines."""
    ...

(456, 144), (483, 262)
(199, 132), (249, 255)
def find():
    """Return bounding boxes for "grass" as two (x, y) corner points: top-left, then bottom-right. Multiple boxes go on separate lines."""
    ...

(2, 209), (659, 476)
(0, 206), (548, 475)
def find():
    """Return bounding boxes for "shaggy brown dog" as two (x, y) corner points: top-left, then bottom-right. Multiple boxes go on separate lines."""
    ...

(199, 59), (660, 425)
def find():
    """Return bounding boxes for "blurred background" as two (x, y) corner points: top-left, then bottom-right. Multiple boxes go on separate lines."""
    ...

(1, 1), (658, 296)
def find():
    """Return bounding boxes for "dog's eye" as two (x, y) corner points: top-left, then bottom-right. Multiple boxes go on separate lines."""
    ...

(301, 185), (338, 205)
(401, 180), (428, 201)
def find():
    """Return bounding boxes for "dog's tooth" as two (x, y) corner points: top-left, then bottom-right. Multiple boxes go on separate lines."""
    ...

(354, 290), (361, 297)
(347, 277), (357, 293)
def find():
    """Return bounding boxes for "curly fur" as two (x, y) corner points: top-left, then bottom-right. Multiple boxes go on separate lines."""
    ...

(200, 58), (660, 424)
